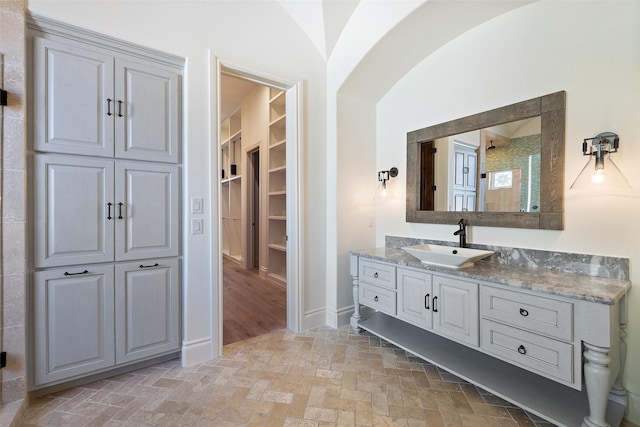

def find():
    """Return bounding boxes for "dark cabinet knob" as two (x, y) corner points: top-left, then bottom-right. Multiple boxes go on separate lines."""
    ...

(517, 345), (527, 355)
(519, 308), (529, 317)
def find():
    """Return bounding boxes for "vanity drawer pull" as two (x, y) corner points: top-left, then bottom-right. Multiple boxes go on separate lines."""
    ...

(519, 308), (529, 317)
(64, 269), (89, 276)
(374, 272), (379, 278)
(424, 293), (430, 310)
(374, 296), (379, 302)
(517, 345), (527, 355)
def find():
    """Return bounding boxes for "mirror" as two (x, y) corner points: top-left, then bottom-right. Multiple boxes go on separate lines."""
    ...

(406, 91), (565, 230)
(426, 116), (541, 213)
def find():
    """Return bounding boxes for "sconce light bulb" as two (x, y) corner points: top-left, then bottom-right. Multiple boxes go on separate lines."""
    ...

(381, 187), (388, 197)
(591, 169), (605, 184)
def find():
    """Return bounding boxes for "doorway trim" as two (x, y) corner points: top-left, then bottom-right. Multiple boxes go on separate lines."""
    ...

(213, 58), (303, 356)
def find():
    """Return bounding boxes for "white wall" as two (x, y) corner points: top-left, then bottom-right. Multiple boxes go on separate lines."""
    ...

(327, 0), (530, 326)
(27, 0), (328, 360)
(375, 1), (640, 422)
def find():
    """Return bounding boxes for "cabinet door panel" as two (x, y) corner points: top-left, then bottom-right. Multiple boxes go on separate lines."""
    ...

(115, 162), (179, 260)
(34, 155), (115, 267)
(115, 259), (180, 363)
(115, 58), (179, 162)
(34, 265), (115, 386)
(433, 275), (479, 347)
(33, 37), (114, 157)
(397, 268), (432, 329)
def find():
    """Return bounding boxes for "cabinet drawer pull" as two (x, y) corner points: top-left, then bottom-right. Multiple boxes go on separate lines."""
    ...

(107, 202), (113, 220)
(432, 296), (438, 313)
(64, 269), (89, 276)
(373, 272), (379, 278)
(107, 98), (113, 116)
(374, 296), (379, 302)
(424, 293), (430, 310)
(139, 263), (159, 269)
(117, 100), (123, 117)
(118, 202), (124, 219)
(519, 308), (529, 317)
(517, 345), (527, 355)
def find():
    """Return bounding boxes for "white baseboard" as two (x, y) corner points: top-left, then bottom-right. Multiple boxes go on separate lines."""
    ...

(181, 338), (213, 366)
(302, 307), (327, 330)
(322, 305), (358, 329)
(336, 306), (354, 328)
(627, 390), (640, 424)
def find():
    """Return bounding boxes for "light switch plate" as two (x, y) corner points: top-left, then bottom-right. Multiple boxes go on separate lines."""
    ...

(191, 218), (203, 235)
(191, 198), (203, 214)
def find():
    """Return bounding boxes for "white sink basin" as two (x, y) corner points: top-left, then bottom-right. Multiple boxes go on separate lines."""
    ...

(402, 244), (494, 269)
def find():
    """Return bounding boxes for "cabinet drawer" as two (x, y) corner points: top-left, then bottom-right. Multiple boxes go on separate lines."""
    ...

(360, 283), (396, 316)
(359, 259), (396, 289)
(481, 319), (573, 383)
(480, 285), (573, 341)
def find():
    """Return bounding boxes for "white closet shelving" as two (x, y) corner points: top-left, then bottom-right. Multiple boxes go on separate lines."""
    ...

(267, 88), (287, 285)
(221, 109), (243, 263)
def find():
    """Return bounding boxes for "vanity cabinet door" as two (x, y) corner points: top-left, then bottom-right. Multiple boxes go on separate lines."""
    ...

(432, 275), (479, 347)
(397, 268), (432, 329)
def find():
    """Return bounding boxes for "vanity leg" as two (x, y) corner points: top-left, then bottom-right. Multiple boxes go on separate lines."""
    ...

(609, 323), (628, 410)
(582, 343), (612, 427)
(350, 275), (361, 334)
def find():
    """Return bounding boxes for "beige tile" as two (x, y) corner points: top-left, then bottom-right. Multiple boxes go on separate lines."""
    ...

(355, 399), (373, 426)
(17, 326), (577, 427)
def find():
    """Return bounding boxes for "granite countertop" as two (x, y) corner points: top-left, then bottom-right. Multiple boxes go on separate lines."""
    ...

(351, 247), (631, 305)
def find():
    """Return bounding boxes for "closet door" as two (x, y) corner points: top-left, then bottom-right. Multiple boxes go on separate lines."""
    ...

(33, 37), (115, 157)
(115, 259), (180, 364)
(34, 155), (115, 267)
(114, 58), (180, 163)
(115, 161), (179, 260)
(34, 265), (115, 385)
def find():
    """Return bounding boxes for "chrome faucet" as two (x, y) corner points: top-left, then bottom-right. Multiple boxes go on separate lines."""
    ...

(453, 218), (467, 248)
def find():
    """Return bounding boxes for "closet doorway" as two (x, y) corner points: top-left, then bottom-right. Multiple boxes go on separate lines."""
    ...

(219, 67), (296, 345)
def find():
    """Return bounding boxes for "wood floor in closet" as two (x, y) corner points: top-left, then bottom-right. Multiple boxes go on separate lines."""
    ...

(223, 258), (287, 345)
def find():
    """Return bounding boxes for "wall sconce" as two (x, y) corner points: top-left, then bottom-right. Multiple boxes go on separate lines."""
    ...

(570, 132), (630, 189)
(378, 167), (398, 196)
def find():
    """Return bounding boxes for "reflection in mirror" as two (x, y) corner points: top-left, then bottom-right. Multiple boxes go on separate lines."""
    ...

(423, 117), (541, 212)
(406, 91), (565, 230)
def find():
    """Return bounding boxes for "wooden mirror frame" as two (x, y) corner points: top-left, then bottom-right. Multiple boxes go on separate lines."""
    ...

(406, 91), (565, 229)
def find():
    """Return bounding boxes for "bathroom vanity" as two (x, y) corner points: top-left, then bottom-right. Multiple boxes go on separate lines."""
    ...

(350, 242), (630, 427)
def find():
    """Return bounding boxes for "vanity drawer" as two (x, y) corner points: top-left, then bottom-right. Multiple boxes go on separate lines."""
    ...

(480, 285), (573, 341)
(481, 319), (573, 383)
(359, 259), (396, 290)
(360, 283), (396, 316)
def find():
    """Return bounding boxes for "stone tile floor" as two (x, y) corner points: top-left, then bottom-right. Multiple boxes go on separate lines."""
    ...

(18, 326), (619, 426)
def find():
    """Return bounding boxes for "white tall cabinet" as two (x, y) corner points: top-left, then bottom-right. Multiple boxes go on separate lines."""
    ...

(28, 16), (183, 389)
